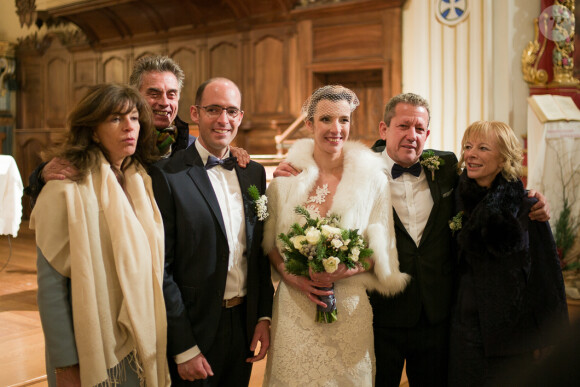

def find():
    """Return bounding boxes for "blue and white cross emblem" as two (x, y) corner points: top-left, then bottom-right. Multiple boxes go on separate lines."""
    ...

(435, 0), (469, 26)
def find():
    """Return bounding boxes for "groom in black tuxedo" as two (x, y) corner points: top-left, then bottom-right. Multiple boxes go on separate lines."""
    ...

(150, 77), (273, 386)
(368, 93), (457, 387)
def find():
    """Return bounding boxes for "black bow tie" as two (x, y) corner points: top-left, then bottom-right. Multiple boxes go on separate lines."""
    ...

(205, 155), (237, 171)
(391, 162), (422, 179)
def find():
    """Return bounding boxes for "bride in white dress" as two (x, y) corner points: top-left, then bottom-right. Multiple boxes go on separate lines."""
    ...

(262, 85), (409, 386)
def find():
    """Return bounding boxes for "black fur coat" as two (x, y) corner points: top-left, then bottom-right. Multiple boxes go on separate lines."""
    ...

(453, 171), (568, 356)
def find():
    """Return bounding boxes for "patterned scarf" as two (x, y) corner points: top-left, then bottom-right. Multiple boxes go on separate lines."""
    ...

(157, 125), (177, 156)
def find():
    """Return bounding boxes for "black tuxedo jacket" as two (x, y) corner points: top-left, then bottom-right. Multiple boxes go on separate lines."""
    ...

(150, 145), (274, 358)
(369, 142), (459, 327)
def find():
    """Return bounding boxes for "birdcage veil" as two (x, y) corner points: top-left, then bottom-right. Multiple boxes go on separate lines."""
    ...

(301, 85), (360, 122)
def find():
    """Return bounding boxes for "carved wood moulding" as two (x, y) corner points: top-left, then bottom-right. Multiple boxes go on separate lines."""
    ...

(15, 0), (405, 49)
(15, 0), (37, 28)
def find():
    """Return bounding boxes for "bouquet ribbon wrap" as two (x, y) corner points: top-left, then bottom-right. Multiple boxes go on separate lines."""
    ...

(316, 285), (337, 323)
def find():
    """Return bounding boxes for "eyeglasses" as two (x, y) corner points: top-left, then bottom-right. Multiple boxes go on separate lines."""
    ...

(196, 105), (242, 118)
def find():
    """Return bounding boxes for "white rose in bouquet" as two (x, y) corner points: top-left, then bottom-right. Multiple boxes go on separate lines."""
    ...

(305, 227), (322, 244)
(321, 224), (341, 238)
(349, 246), (360, 262)
(291, 235), (307, 250)
(331, 238), (343, 249)
(323, 256), (340, 273)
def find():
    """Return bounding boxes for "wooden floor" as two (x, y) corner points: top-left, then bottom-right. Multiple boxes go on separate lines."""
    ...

(0, 221), (47, 387)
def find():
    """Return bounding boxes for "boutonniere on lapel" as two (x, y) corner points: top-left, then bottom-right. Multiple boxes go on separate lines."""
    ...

(248, 185), (269, 221)
(420, 150), (445, 181)
(449, 211), (464, 236)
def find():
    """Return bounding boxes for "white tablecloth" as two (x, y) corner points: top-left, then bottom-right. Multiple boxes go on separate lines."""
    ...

(0, 155), (23, 237)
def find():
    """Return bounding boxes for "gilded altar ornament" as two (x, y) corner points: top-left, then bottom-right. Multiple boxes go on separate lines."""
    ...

(522, 18), (548, 85)
(551, 1), (578, 85)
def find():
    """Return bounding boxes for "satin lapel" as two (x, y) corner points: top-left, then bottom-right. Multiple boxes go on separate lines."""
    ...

(419, 165), (442, 246)
(185, 149), (228, 239)
(392, 208), (412, 241)
(235, 165), (256, 253)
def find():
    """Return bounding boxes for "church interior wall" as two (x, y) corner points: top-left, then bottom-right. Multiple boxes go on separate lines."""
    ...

(0, 0), (545, 176)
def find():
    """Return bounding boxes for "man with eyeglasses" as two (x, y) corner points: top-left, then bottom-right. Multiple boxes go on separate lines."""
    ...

(24, 56), (250, 203)
(150, 77), (274, 386)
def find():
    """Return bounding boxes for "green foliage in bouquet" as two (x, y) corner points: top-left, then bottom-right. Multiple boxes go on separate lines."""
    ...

(278, 206), (373, 276)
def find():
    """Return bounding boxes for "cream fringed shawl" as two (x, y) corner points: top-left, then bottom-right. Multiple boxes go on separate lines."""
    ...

(30, 155), (170, 387)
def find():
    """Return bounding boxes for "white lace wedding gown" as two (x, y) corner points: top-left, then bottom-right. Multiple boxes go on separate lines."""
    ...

(262, 185), (375, 387)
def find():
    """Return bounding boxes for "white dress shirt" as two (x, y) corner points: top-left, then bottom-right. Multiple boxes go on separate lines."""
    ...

(175, 140), (248, 364)
(382, 150), (434, 247)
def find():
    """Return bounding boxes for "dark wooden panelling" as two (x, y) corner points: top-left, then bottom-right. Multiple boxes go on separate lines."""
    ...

(18, 62), (43, 130)
(74, 58), (97, 84)
(172, 48), (198, 121)
(103, 56), (126, 84)
(16, 0), (404, 178)
(313, 22), (383, 62)
(209, 41), (240, 86)
(254, 36), (285, 115)
(45, 57), (68, 128)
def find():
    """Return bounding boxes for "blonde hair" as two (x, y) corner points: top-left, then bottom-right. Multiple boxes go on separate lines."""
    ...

(458, 120), (523, 182)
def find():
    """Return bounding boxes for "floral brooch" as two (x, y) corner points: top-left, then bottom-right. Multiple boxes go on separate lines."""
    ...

(420, 150), (445, 181)
(449, 211), (464, 236)
(248, 185), (269, 221)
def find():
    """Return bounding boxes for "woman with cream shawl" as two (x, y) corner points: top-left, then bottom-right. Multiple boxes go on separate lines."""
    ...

(30, 84), (169, 386)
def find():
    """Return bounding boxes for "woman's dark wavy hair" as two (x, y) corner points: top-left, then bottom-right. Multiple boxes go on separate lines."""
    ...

(44, 84), (159, 177)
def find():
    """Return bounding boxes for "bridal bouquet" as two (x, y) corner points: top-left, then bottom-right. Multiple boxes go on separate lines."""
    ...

(278, 206), (373, 323)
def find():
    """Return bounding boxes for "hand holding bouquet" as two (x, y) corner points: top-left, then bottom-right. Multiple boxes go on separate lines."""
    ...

(278, 206), (373, 323)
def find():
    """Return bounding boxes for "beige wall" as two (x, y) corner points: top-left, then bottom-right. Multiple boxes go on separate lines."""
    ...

(402, 0), (540, 156)
(0, 0), (86, 43)
(0, 1), (26, 43)
(492, 0), (541, 140)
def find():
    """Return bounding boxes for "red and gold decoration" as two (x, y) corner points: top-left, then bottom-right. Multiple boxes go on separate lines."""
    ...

(522, 0), (580, 107)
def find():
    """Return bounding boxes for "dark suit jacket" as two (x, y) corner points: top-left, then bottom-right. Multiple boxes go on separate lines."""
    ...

(149, 145), (274, 358)
(369, 142), (459, 327)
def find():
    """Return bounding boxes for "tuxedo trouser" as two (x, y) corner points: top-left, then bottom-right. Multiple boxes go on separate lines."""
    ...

(169, 303), (253, 387)
(374, 310), (449, 387)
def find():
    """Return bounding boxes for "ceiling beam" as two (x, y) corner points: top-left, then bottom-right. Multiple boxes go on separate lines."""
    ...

(223, 0), (250, 19)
